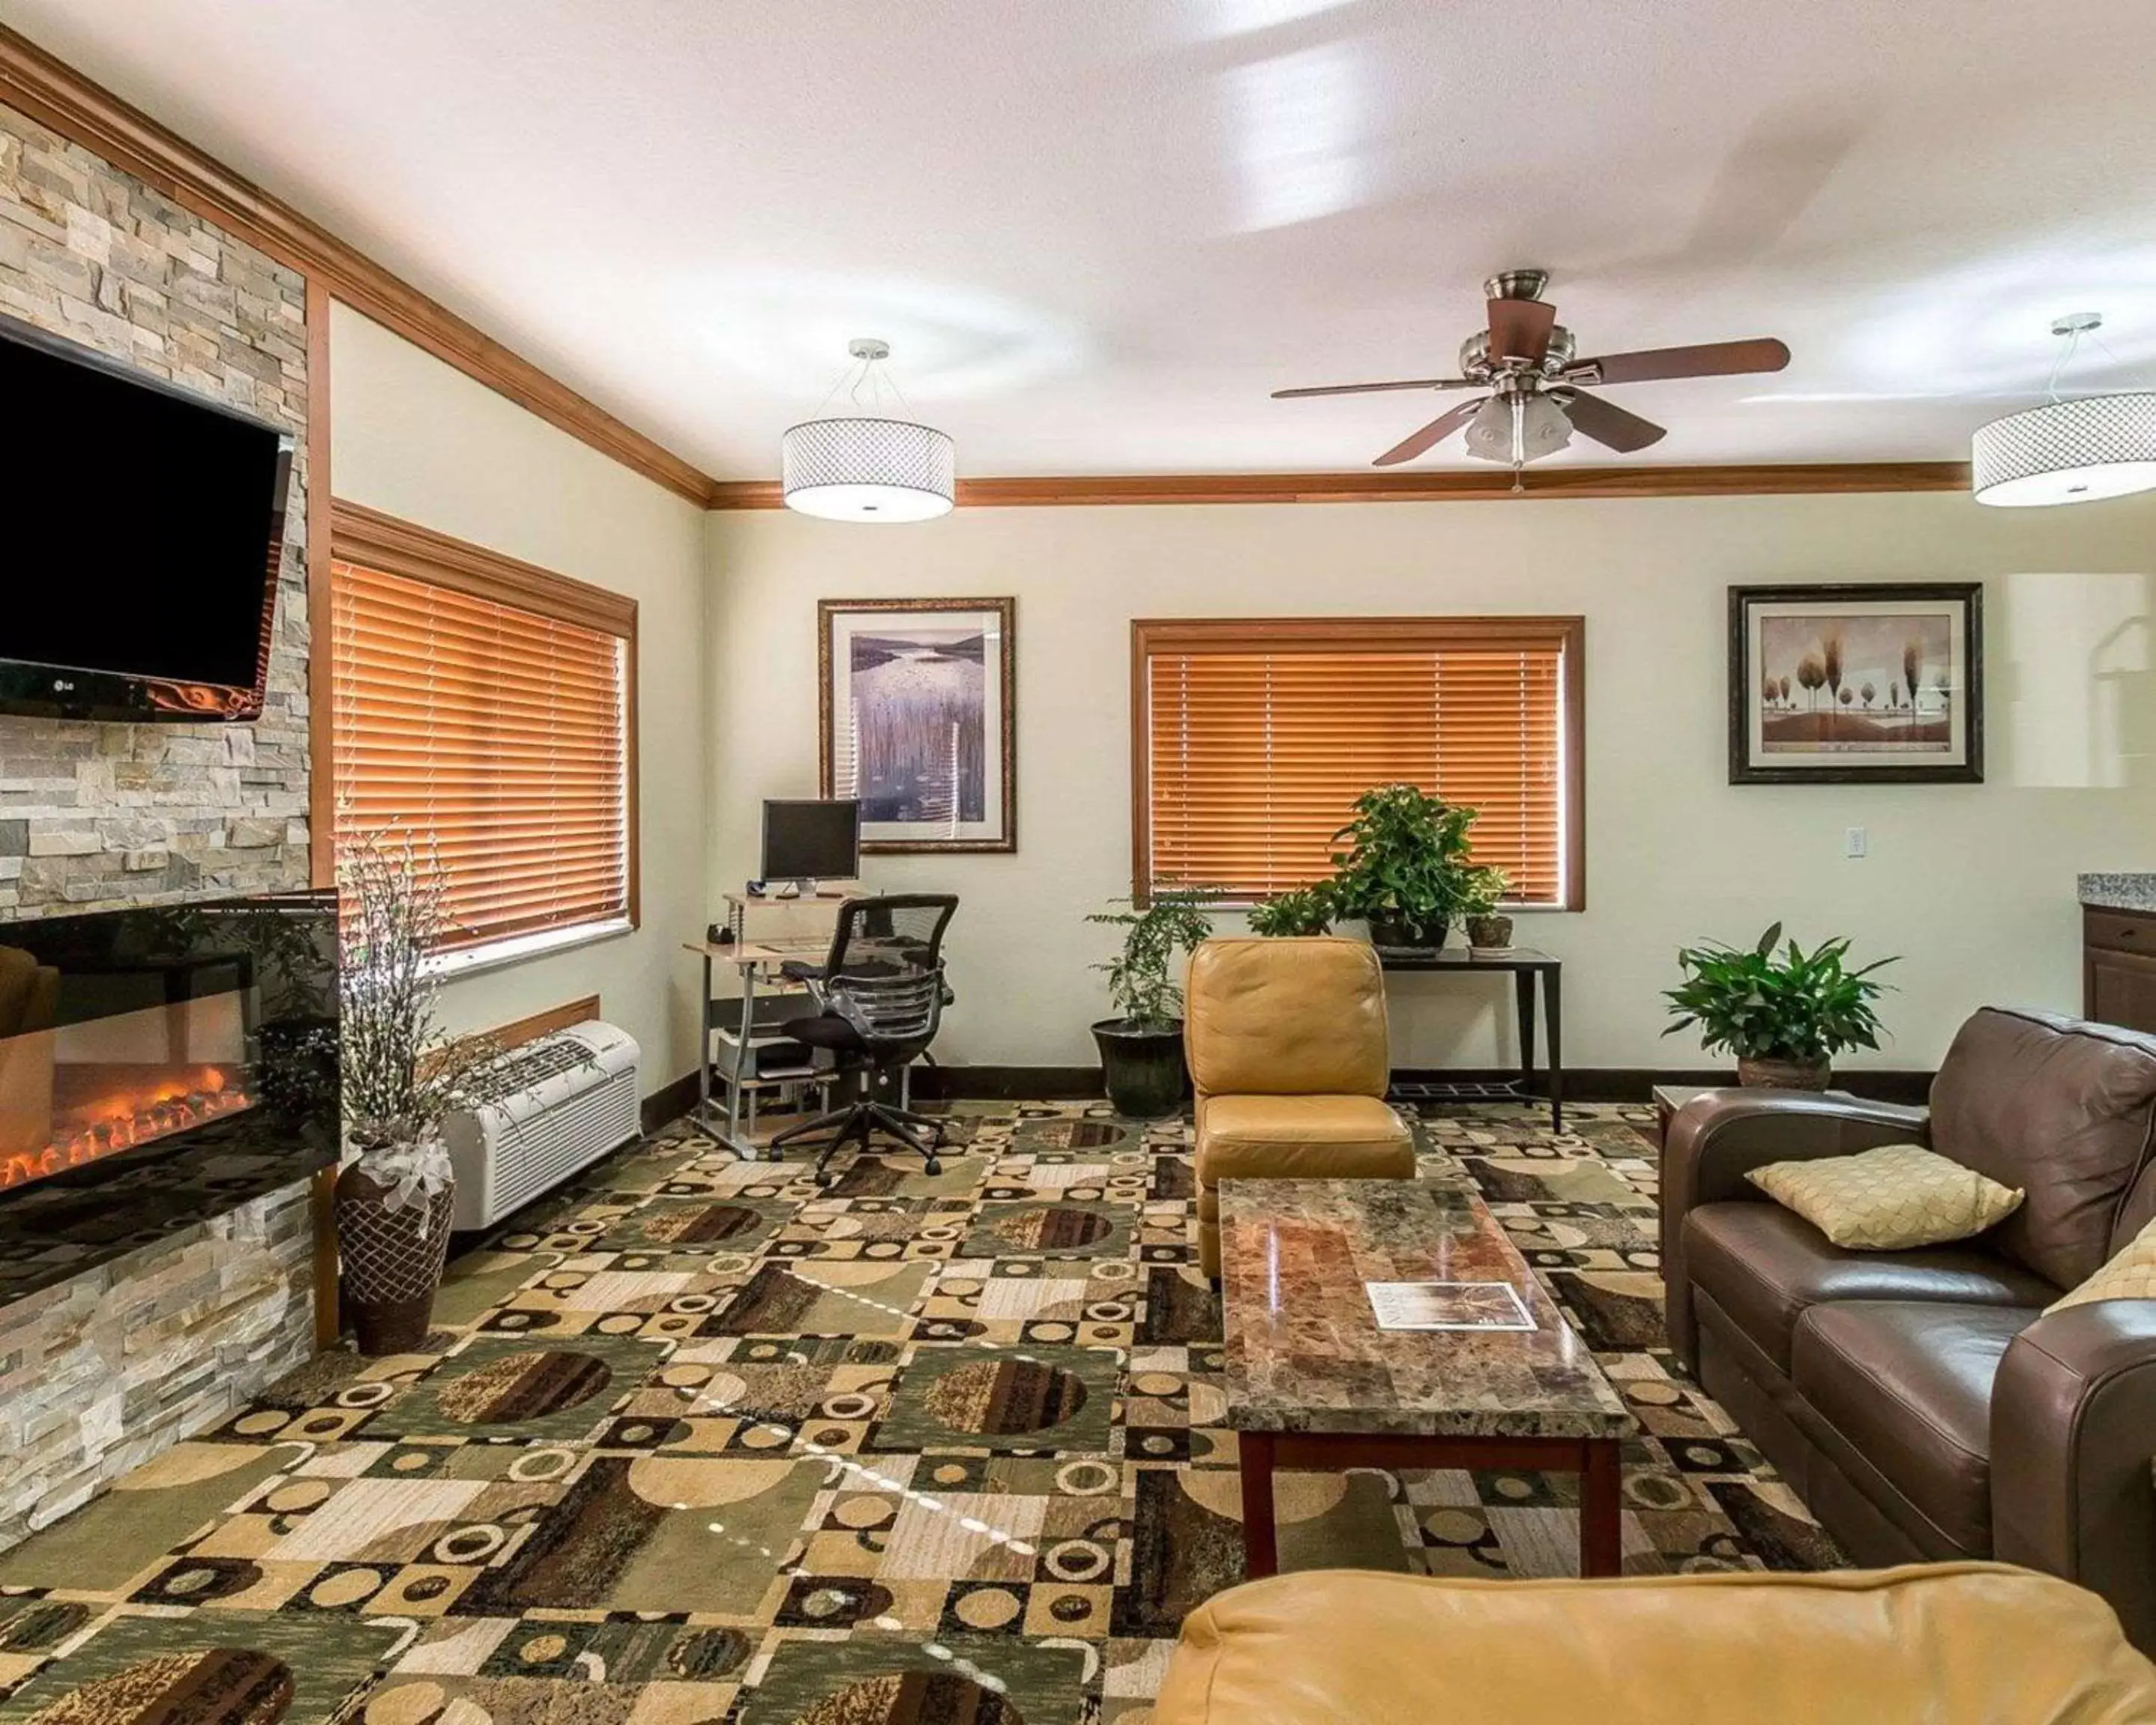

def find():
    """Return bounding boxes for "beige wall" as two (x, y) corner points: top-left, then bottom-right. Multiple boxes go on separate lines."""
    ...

(330, 302), (710, 1094)
(706, 490), (2156, 1074)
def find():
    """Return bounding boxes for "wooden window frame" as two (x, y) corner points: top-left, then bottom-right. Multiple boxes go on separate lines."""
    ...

(329, 499), (641, 945)
(1129, 615), (1585, 911)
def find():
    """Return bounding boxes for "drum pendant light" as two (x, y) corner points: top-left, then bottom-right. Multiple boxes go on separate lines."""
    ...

(782, 338), (955, 522)
(1973, 314), (2156, 508)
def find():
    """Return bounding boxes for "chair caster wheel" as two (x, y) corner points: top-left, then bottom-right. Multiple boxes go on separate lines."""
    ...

(765, 1146), (785, 1163)
(814, 1169), (838, 1190)
(923, 1158), (943, 1177)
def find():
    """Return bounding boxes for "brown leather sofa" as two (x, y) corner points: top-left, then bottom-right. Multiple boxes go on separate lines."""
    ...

(1154, 1565), (2156, 1724)
(1663, 1006), (2156, 1650)
(1187, 937), (1416, 1277)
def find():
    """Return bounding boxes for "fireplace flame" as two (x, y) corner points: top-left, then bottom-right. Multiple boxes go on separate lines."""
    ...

(0, 1065), (256, 1192)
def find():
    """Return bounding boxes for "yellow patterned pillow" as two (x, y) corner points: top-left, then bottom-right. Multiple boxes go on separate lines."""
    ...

(1746, 1143), (2023, 1250)
(2047, 1217), (2156, 1313)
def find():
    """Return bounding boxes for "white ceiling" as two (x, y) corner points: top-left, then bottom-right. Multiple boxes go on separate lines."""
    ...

(15, 0), (2156, 478)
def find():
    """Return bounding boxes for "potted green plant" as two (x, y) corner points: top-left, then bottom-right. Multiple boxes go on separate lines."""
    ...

(1329, 784), (1481, 949)
(1247, 881), (1337, 937)
(1459, 865), (1514, 954)
(336, 827), (503, 1355)
(1088, 887), (1216, 1117)
(1663, 922), (1897, 1089)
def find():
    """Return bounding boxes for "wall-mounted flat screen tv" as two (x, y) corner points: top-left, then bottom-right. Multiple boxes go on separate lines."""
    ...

(0, 312), (293, 722)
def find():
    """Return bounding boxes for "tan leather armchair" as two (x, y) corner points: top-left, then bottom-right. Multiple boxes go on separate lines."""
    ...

(1662, 1007), (2156, 1652)
(1186, 937), (1415, 1277)
(1155, 1565), (2156, 1724)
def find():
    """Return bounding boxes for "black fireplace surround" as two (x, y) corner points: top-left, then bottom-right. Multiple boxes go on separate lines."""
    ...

(0, 887), (338, 1305)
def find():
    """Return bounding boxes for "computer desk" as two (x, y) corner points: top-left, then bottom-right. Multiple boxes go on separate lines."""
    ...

(685, 935), (838, 1160)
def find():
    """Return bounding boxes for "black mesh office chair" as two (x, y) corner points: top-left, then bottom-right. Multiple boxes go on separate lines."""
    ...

(768, 894), (958, 1185)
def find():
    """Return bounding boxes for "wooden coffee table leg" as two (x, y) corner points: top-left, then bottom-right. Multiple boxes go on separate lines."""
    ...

(1581, 1437), (1623, 1577)
(1239, 1431), (1279, 1579)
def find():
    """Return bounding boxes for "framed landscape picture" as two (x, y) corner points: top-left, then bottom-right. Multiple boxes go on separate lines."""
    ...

(818, 597), (1017, 852)
(1729, 584), (1983, 785)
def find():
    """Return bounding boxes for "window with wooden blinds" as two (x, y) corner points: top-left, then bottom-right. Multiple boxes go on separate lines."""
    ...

(329, 503), (639, 956)
(1133, 617), (1582, 908)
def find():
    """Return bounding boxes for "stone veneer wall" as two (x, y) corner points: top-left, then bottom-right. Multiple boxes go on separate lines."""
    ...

(0, 98), (319, 1548)
(0, 99), (311, 910)
(0, 1184), (317, 1545)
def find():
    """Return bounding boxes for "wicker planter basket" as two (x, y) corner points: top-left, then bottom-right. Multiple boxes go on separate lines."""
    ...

(335, 1158), (455, 1355)
(1736, 1056), (1833, 1091)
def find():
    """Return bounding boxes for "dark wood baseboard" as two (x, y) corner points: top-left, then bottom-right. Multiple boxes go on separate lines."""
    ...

(910, 1065), (1106, 1101)
(1394, 1065), (1937, 1105)
(907, 1064), (1936, 1106)
(641, 1069), (703, 1134)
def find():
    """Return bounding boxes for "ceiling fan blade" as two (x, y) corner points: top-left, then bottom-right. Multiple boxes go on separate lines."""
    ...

(1373, 398), (1486, 466)
(1273, 377), (1478, 399)
(1556, 389), (1667, 453)
(1487, 297), (1556, 364)
(1564, 337), (1790, 386)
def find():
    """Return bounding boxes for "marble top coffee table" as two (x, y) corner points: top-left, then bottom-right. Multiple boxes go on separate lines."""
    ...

(1217, 1177), (1637, 1579)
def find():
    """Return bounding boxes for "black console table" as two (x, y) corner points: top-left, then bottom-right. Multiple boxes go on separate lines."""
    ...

(1375, 946), (1563, 1131)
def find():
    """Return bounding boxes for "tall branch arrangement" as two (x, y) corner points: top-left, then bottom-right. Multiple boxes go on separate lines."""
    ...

(338, 826), (499, 1154)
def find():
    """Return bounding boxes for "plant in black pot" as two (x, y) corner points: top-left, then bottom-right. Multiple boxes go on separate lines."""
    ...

(1663, 922), (1897, 1089)
(1246, 880), (1337, 937)
(1088, 887), (1216, 1118)
(1329, 783), (1481, 950)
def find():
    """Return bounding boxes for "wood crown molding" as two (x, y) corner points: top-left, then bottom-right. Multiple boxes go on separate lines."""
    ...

(330, 499), (637, 638)
(0, 27), (1975, 518)
(708, 462), (1972, 509)
(0, 25), (712, 506)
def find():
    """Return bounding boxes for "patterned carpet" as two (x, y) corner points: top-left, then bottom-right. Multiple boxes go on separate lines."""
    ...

(0, 1102), (1842, 1725)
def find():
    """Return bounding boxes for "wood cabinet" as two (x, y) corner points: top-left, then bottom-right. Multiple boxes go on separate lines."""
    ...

(2085, 907), (2156, 1034)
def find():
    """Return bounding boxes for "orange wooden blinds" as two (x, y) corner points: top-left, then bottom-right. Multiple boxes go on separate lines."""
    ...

(1137, 619), (1579, 906)
(332, 558), (631, 952)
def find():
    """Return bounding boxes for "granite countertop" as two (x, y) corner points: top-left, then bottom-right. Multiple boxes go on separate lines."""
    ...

(2080, 874), (2156, 913)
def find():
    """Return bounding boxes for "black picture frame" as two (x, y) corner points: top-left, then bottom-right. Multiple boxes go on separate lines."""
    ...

(1728, 582), (1984, 785)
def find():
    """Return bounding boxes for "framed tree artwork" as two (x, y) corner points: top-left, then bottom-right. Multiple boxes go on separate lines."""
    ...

(818, 597), (1017, 852)
(1729, 583), (1983, 785)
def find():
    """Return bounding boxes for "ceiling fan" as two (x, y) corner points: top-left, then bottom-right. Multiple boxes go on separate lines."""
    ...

(1274, 270), (1791, 475)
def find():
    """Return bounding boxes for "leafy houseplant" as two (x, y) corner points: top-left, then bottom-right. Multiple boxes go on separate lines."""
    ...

(1329, 784), (1482, 949)
(1087, 888), (1216, 1117)
(1458, 865), (1514, 953)
(1663, 922), (1897, 1089)
(336, 827), (503, 1354)
(1247, 881), (1337, 937)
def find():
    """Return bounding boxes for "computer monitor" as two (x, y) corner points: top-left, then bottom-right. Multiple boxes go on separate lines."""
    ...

(761, 798), (861, 886)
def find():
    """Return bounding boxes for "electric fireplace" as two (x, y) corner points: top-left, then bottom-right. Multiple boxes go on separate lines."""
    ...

(0, 889), (338, 1305)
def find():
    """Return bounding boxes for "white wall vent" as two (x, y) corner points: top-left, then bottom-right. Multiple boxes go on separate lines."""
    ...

(444, 1021), (641, 1229)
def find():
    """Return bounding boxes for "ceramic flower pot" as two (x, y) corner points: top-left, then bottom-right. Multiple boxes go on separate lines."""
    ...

(335, 1148), (456, 1356)
(1737, 1056), (1832, 1091)
(1091, 1018), (1188, 1119)
(1465, 913), (1515, 953)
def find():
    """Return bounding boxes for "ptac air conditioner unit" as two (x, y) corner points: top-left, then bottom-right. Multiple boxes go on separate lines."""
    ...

(445, 1021), (641, 1229)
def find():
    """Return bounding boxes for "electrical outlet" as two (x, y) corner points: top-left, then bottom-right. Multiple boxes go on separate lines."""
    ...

(1845, 827), (1869, 859)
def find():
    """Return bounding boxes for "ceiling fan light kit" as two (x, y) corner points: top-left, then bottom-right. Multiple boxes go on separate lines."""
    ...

(1972, 314), (2156, 508)
(1273, 270), (1791, 476)
(782, 338), (957, 522)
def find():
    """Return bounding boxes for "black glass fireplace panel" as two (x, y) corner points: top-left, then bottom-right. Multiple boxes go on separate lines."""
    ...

(0, 889), (338, 1306)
